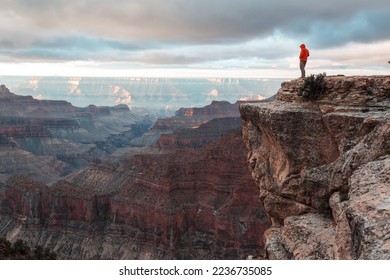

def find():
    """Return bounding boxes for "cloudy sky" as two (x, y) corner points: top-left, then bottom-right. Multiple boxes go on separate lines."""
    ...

(0, 0), (389, 78)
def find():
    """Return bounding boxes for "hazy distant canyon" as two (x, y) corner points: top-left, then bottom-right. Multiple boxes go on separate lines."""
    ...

(0, 76), (283, 112)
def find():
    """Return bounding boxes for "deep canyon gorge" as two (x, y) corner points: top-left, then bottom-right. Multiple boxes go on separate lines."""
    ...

(1, 75), (389, 259)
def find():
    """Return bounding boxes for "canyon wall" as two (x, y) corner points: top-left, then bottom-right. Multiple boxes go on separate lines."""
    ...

(240, 76), (390, 259)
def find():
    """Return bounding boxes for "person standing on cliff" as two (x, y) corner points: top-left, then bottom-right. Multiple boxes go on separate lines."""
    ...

(299, 44), (310, 78)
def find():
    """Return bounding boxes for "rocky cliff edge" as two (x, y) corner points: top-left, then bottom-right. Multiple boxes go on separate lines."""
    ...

(240, 76), (390, 259)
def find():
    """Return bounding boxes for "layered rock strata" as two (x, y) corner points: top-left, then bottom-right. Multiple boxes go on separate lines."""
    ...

(0, 103), (270, 259)
(240, 76), (390, 259)
(0, 85), (148, 183)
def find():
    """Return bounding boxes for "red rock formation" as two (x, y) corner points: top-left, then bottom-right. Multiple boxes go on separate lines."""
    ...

(240, 75), (390, 259)
(175, 101), (240, 118)
(0, 117), (80, 138)
(153, 101), (240, 130)
(156, 117), (242, 148)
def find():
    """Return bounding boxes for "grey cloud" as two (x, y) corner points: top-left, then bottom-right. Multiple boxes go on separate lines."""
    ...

(2, 0), (390, 43)
(138, 53), (205, 65)
(0, 0), (389, 65)
(0, 48), (85, 62)
(0, 34), (160, 62)
(30, 36), (149, 52)
(285, 9), (390, 47)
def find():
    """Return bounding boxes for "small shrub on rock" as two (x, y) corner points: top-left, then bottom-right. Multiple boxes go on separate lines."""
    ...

(300, 73), (327, 100)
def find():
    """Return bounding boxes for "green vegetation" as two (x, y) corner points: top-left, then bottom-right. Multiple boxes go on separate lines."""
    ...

(0, 237), (57, 260)
(300, 73), (327, 100)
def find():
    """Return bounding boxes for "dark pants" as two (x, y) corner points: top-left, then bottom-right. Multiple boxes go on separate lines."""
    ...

(300, 61), (307, 78)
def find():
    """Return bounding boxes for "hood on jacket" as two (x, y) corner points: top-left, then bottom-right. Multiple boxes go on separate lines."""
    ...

(300, 44), (306, 48)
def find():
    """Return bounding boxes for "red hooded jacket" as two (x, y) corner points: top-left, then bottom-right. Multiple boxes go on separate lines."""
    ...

(299, 44), (310, 61)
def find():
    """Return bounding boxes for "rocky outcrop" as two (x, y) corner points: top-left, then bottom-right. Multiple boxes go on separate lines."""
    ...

(240, 76), (390, 259)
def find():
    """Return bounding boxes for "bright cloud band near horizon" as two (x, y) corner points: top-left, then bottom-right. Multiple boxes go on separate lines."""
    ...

(0, 0), (389, 78)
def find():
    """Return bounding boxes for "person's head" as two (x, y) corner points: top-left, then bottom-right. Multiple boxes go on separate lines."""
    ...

(300, 44), (306, 49)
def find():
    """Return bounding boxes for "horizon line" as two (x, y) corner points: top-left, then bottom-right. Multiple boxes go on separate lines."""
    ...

(0, 74), (290, 80)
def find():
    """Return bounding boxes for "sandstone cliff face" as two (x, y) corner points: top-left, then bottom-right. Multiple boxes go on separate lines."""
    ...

(240, 76), (390, 260)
